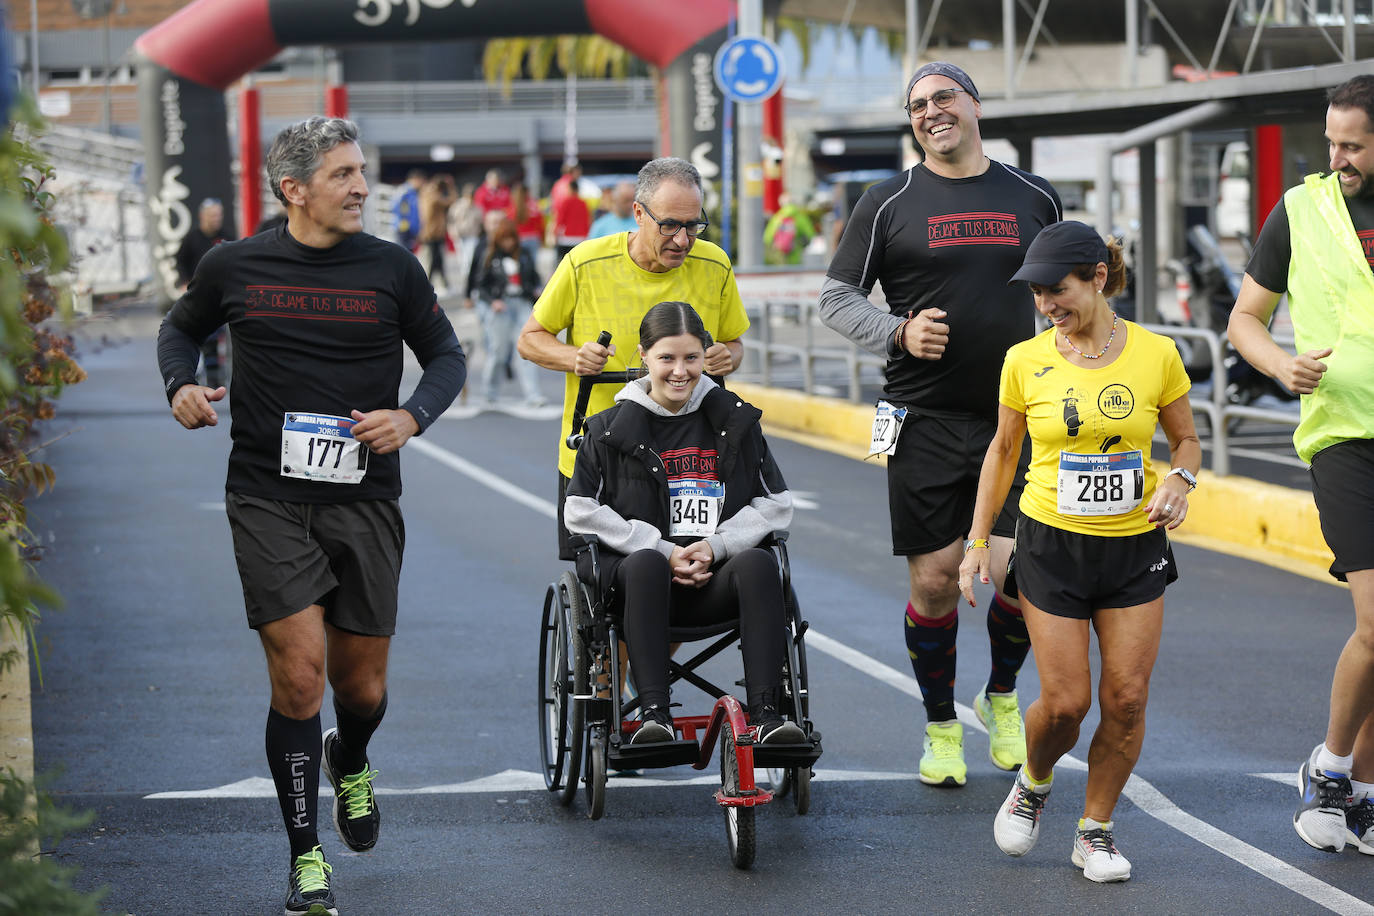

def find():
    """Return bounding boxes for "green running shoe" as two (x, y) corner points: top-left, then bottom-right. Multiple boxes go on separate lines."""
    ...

(974, 682), (1027, 771)
(919, 720), (966, 786)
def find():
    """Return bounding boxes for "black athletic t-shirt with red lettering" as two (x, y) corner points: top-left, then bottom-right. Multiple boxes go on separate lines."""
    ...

(827, 161), (1061, 418)
(158, 223), (465, 503)
(1246, 185), (1374, 292)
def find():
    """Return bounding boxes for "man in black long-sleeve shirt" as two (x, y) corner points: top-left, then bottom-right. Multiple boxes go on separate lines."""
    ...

(156, 117), (465, 916)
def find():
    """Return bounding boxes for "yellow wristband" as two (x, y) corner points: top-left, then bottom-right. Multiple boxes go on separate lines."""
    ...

(963, 538), (989, 552)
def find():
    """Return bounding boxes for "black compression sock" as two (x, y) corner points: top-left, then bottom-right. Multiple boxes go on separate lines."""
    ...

(332, 691), (387, 775)
(265, 707), (322, 860)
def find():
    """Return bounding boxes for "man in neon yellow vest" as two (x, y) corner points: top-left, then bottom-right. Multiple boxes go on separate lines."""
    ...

(1230, 74), (1374, 856)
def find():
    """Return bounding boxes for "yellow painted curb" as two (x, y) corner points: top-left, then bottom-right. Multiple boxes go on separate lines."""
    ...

(733, 382), (1338, 585)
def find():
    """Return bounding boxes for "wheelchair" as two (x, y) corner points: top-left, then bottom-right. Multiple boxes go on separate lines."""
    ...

(536, 334), (823, 869)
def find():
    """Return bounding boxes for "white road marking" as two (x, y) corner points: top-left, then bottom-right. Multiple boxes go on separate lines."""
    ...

(441, 403), (562, 421)
(196, 502), (226, 511)
(1255, 773), (1300, 788)
(407, 438), (555, 520)
(147, 768), (919, 799)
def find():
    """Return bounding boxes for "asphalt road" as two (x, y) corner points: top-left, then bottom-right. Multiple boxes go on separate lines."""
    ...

(26, 307), (1372, 914)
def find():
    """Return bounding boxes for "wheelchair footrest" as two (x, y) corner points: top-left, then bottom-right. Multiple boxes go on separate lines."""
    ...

(608, 738), (701, 769)
(751, 736), (823, 768)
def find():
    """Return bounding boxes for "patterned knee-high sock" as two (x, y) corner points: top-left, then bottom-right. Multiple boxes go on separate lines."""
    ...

(904, 602), (958, 722)
(986, 593), (1031, 694)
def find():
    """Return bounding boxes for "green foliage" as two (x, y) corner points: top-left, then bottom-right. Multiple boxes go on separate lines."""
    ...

(0, 96), (99, 916)
(0, 771), (105, 916)
(0, 96), (83, 647)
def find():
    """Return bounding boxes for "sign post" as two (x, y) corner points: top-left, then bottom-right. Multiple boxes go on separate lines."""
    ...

(713, 20), (784, 268)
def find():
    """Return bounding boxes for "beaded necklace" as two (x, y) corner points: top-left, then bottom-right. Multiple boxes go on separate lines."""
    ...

(1061, 312), (1117, 360)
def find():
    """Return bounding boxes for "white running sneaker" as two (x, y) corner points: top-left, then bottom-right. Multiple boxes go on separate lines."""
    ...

(993, 770), (1049, 856)
(1294, 750), (1351, 853)
(1072, 821), (1132, 882)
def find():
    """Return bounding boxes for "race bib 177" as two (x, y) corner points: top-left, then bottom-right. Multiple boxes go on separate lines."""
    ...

(280, 412), (368, 485)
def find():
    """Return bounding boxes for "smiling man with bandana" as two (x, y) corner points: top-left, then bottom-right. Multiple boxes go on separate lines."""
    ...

(819, 61), (1062, 788)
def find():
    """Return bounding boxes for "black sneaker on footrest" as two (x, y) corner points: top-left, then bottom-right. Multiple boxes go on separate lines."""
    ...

(630, 704), (675, 744)
(752, 703), (804, 744)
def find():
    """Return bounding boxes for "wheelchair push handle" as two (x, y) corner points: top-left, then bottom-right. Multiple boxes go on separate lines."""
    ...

(566, 331), (645, 451)
(567, 332), (612, 450)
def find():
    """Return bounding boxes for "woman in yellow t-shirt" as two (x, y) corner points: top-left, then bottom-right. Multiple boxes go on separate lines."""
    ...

(958, 221), (1201, 883)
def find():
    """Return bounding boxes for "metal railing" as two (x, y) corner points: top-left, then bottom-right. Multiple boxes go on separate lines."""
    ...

(737, 295), (1300, 477)
(255, 78), (658, 117)
(741, 298), (886, 403)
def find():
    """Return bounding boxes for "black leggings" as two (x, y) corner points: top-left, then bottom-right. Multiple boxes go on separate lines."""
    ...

(612, 548), (787, 712)
(426, 239), (447, 284)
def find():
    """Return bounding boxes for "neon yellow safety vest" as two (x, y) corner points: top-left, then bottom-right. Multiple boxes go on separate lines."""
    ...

(1283, 172), (1374, 463)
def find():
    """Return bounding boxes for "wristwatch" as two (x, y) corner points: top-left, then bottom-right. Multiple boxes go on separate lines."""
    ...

(964, 538), (989, 552)
(1164, 467), (1198, 491)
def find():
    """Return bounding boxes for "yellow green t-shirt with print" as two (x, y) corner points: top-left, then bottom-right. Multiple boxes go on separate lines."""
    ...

(532, 231), (750, 477)
(1000, 320), (1191, 537)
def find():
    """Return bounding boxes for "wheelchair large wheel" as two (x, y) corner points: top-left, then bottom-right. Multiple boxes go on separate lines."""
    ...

(585, 730), (607, 820)
(538, 579), (585, 804)
(720, 726), (756, 870)
(764, 764), (811, 814)
(784, 586), (811, 722)
(792, 765), (812, 815)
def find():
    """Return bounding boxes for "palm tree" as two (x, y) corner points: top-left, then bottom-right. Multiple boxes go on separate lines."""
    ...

(481, 35), (636, 89)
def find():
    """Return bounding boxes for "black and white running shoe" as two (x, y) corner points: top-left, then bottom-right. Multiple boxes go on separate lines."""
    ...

(322, 727), (380, 852)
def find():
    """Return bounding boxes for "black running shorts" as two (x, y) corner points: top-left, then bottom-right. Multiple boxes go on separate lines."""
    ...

(1011, 515), (1177, 619)
(225, 492), (405, 635)
(1310, 438), (1374, 582)
(887, 411), (1030, 556)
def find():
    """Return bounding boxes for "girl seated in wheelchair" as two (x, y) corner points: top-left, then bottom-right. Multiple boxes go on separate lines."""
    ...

(564, 300), (803, 746)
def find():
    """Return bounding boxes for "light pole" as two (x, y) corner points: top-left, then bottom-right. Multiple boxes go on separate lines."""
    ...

(30, 0), (39, 92)
(736, 0), (763, 268)
(102, 8), (113, 133)
(70, 0), (115, 131)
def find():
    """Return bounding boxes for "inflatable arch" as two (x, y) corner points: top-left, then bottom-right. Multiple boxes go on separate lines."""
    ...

(135, 0), (735, 298)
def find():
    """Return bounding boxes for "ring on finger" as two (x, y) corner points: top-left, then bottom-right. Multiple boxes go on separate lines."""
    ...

(1163, 504), (1174, 513)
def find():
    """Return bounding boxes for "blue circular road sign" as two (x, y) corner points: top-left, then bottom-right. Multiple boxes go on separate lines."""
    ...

(713, 36), (786, 103)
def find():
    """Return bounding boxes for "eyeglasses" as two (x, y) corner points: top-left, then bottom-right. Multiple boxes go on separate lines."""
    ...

(638, 202), (709, 238)
(904, 87), (968, 117)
